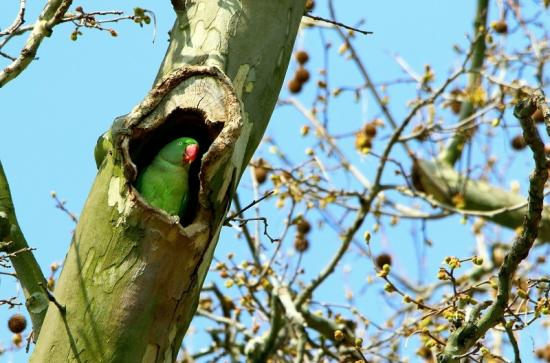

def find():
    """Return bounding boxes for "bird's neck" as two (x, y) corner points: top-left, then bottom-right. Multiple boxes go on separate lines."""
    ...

(156, 155), (187, 171)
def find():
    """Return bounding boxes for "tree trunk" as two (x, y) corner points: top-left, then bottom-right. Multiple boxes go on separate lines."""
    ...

(31, 2), (306, 362)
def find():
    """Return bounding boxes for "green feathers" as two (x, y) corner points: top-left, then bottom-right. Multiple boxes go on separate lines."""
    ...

(136, 137), (199, 220)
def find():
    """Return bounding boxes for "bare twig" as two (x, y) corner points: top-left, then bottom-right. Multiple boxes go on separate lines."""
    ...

(303, 13), (373, 35)
(51, 192), (78, 224)
(225, 191), (274, 223)
(0, 0), (27, 36)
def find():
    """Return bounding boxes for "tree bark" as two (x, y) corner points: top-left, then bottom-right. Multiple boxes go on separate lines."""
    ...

(31, 2), (306, 362)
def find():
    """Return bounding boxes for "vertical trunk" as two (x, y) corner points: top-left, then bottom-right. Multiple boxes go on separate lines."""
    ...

(31, 2), (306, 362)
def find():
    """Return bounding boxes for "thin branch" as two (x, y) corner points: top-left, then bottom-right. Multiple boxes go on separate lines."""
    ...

(51, 192), (78, 223)
(0, 0), (73, 88)
(503, 319), (522, 363)
(196, 308), (253, 338)
(0, 0), (27, 36)
(231, 193), (261, 266)
(41, 282), (65, 314)
(327, 0), (402, 135)
(303, 13), (373, 35)
(231, 217), (280, 243)
(295, 198), (368, 308)
(225, 191), (274, 223)
(0, 50), (16, 61)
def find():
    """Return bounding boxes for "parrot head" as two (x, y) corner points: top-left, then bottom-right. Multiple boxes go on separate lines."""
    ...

(159, 137), (199, 166)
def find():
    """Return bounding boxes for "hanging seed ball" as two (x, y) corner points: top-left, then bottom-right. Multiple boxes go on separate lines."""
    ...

(8, 314), (26, 334)
(511, 134), (526, 150)
(253, 159), (268, 184)
(295, 50), (309, 65)
(294, 234), (310, 252)
(296, 218), (312, 234)
(533, 108), (544, 123)
(545, 144), (550, 154)
(363, 123), (377, 138)
(305, 0), (315, 11)
(294, 67), (310, 83)
(288, 79), (302, 94)
(449, 88), (463, 114)
(491, 20), (508, 34)
(375, 253), (392, 269)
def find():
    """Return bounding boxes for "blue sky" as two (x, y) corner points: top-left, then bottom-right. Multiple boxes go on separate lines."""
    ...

(1, 1), (547, 362)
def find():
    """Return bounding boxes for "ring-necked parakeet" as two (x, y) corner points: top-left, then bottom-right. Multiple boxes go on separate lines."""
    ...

(136, 137), (199, 220)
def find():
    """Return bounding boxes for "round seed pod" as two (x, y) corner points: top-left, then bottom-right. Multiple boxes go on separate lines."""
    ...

(491, 20), (508, 34)
(363, 123), (377, 138)
(305, 0), (315, 11)
(295, 67), (310, 83)
(511, 134), (526, 150)
(295, 50), (309, 65)
(294, 234), (310, 252)
(8, 314), (27, 334)
(296, 218), (311, 234)
(288, 79), (302, 94)
(253, 159), (269, 184)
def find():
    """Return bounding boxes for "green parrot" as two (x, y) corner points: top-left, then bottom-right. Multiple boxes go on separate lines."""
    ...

(136, 137), (199, 220)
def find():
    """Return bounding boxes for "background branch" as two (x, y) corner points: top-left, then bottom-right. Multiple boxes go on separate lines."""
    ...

(438, 0), (490, 166)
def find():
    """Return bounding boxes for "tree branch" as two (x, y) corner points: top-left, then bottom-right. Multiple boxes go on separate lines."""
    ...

(438, 89), (549, 362)
(0, 161), (48, 337)
(0, 0), (72, 88)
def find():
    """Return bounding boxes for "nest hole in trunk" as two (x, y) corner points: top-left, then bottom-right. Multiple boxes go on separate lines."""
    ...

(129, 108), (223, 226)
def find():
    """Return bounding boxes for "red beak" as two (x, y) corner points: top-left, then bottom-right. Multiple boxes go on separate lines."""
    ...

(183, 143), (199, 164)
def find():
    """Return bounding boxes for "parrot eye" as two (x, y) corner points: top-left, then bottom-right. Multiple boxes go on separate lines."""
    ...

(178, 141), (183, 146)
